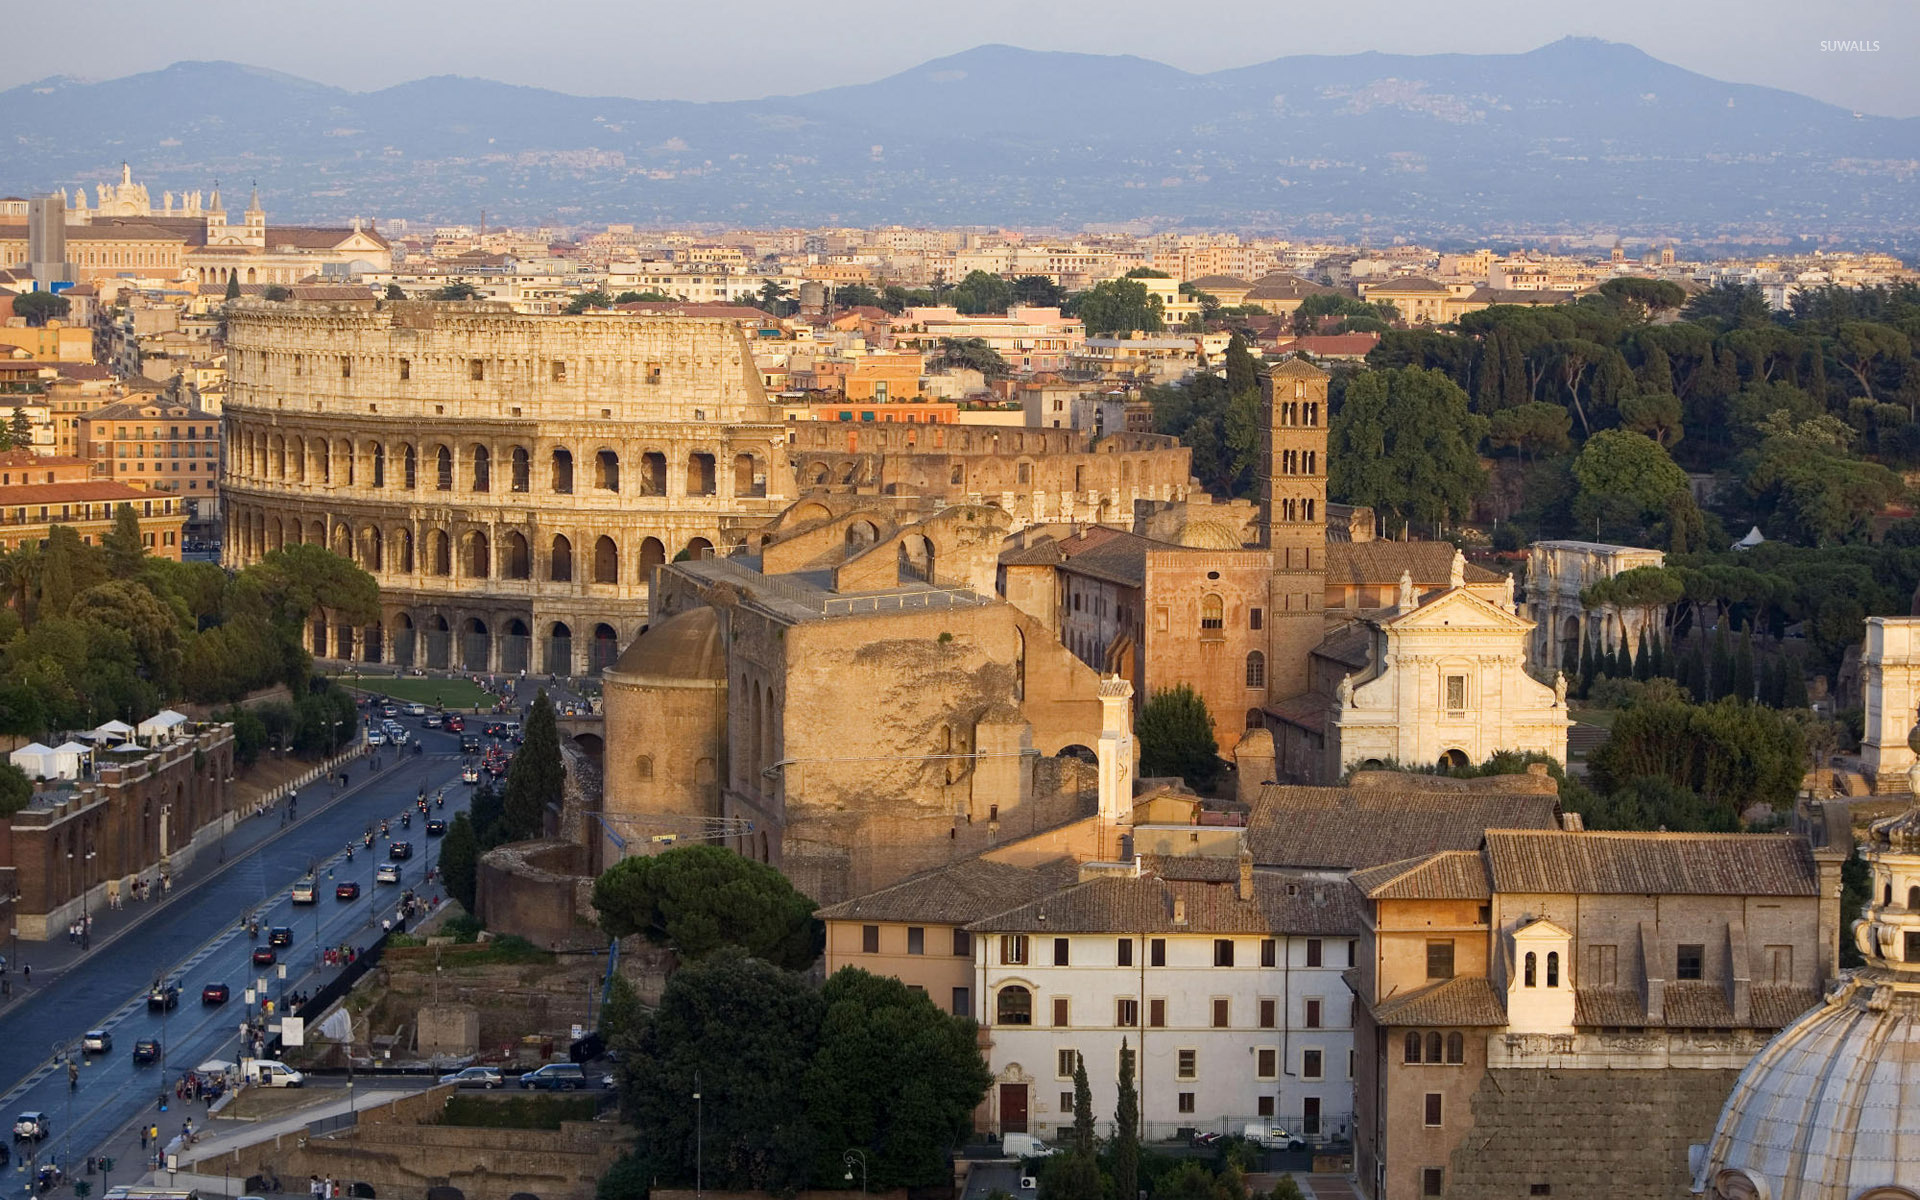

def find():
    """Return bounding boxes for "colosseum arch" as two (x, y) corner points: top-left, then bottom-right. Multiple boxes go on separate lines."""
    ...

(502, 531), (531, 580)
(545, 622), (573, 675)
(590, 623), (619, 673)
(428, 529), (451, 576)
(368, 442), (386, 488)
(460, 618), (490, 671)
(509, 446), (530, 493)
(806, 461), (831, 487)
(899, 533), (934, 582)
(687, 453), (717, 496)
(268, 516), (284, 552)
(734, 453), (765, 497)
(309, 519), (326, 546)
(361, 622), (383, 663)
(501, 618), (531, 674)
(269, 434), (285, 480)
(391, 613), (416, 666)
(685, 536), (713, 561)
(847, 519), (880, 549)
(595, 449), (621, 492)
(395, 527), (414, 573)
(319, 440), (333, 486)
(639, 451), (666, 496)
(463, 530), (490, 579)
(358, 526), (383, 571)
(638, 537), (665, 582)
(836, 461), (857, 485)
(331, 523), (351, 557)
(470, 445), (492, 493)
(550, 535), (574, 582)
(551, 448), (574, 494)
(593, 536), (620, 584)
(433, 444), (454, 491)
(290, 436), (307, 482)
(336, 438), (354, 485)
(401, 443), (417, 489)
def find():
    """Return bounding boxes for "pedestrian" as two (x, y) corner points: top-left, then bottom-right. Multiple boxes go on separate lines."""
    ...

(139, 1126), (148, 1151)
(22, 964), (29, 985)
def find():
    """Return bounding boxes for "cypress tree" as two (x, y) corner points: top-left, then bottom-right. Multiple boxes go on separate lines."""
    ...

(1562, 636), (1580, 680)
(1782, 661), (1809, 710)
(1734, 625), (1756, 703)
(1114, 1041), (1139, 1200)
(1692, 636), (1711, 701)
(1648, 632), (1666, 681)
(1711, 622), (1734, 701)
(1634, 629), (1652, 681)
(501, 690), (565, 841)
(224, 273), (241, 301)
(1612, 642), (1631, 680)
(1579, 639), (1596, 698)
(1763, 656), (1786, 707)
(1072, 1051), (1094, 1156)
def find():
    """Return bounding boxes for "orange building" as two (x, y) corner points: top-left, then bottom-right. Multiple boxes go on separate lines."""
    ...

(785, 400), (957, 424)
(77, 396), (222, 519)
(0, 447), (186, 558)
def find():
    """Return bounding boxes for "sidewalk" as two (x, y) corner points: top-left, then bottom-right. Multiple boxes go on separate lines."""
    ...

(0, 745), (414, 1000)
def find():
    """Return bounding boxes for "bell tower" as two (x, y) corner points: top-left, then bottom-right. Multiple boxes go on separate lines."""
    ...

(1260, 357), (1330, 703)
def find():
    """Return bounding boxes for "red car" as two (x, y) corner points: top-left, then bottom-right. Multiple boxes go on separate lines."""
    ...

(445, 715), (465, 732)
(202, 983), (230, 1005)
(252, 946), (277, 967)
(336, 881), (361, 901)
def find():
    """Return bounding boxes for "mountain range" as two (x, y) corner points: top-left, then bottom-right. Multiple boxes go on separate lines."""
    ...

(3, 39), (1916, 242)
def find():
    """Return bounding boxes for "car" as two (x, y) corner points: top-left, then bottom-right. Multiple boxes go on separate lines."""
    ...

(424, 713), (444, 728)
(459, 734), (480, 753)
(381, 705), (398, 718)
(336, 881), (361, 901)
(365, 731), (387, 747)
(483, 722), (507, 738)
(438, 1066), (505, 1089)
(291, 877), (317, 904)
(445, 715), (465, 732)
(202, 983), (230, 1005)
(81, 1030), (112, 1054)
(426, 818), (447, 836)
(517, 1063), (588, 1091)
(12, 1112), (48, 1142)
(389, 729), (411, 745)
(131, 1039), (161, 1066)
(268, 926), (293, 947)
(407, 703), (427, 716)
(146, 982), (180, 1010)
(461, 766), (480, 784)
(389, 840), (414, 860)
(376, 864), (400, 885)
(251, 946), (277, 967)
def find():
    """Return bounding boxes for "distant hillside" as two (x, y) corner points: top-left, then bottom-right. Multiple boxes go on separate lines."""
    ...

(4, 40), (1915, 241)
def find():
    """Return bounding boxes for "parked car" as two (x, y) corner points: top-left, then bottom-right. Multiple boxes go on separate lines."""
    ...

(336, 881), (361, 901)
(389, 840), (414, 860)
(406, 703), (427, 716)
(251, 946), (277, 967)
(146, 982), (180, 1010)
(426, 818), (447, 836)
(424, 713), (444, 729)
(1001, 1134), (1057, 1159)
(131, 1039), (161, 1066)
(268, 926), (294, 947)
(376, 864), (400, 885)
(445, 715), (465, 732)
(12, 1112), (48, 1142)
(81, 1030), (112, 1054)
(438, 1066), (505, 1089)
(517, 1063), (588, 1091)
(202, 983), (230, 1005)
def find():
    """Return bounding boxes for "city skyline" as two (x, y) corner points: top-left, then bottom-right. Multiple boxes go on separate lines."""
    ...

(4, 0), (1915, 118)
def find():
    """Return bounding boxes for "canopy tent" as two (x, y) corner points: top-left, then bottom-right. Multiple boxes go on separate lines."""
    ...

(8, 741), (57, 780)
(90, 719), (136, 741)
(47, 741), (90, 780)
(137, 709), (191, 743)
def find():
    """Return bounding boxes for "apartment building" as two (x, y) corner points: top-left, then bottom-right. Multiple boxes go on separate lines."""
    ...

(77, 396), (221, 521)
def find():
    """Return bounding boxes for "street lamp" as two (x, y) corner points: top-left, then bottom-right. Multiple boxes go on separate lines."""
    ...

(843, 1149), (868, 1194)
(68, 845), (97, 948)
(693, 1071), (703, 1200)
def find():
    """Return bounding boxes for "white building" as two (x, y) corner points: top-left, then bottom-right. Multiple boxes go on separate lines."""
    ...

(969, 856), (1360, 1144)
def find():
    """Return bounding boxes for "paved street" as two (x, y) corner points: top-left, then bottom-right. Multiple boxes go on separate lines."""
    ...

(0, 710), (498, 1185)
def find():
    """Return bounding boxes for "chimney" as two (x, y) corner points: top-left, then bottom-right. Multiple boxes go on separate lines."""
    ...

(1238, 849), (1254, 902)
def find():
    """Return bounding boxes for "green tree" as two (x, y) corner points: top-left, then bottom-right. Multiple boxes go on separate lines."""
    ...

(1039, 1152), (1106, 1200)
(591, 844), (823, 968)
(1075, 279), (1164, 336)
(1136, 685), (1220, 793)
(1012, 275), (1067, 307)
(563, 290), (613, 314)
(758, 280), (793, 314)
(1589, 697), (1807, 823)
(437, 812), (479, 911)
(384, 282), (407, 301)
(1597, 277), (1687, 319)
(614, 290), (673, 304)
(468, 782), (506, 847)
(103, 504), (146, 577)
(1113, 1041), (1139, 1200)
(0, 760), (30, 817)
(599, 973), (644, 1044)
(1617, 391), (1685, 448)
(933, 337), (1010, 378)
(10, 407), (33, 447)
(1839, 847), (1872, 968)
(500, 690), (564, 840)
(1072, 1052), (1094, 1155)
(1486, 402), (1571, 461)
(1328, 366), (1488, 536)
(1270, 1179), (1306, 1200)
(623, 950), (822, 1193)
(262, 284), (293, 302)
(224, 274), (241, 301)
(1570, 430), (1689, 540)
(11, 292), (71, 327)
(804, 969), (991, 1188)
(432, 280), (481, 301)
(829, 283), (884, 309)
(951, 270), (1014, 316)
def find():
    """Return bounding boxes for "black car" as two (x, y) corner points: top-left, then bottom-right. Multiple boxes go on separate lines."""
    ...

(252, 946), (277, 967)
(389, 840), (414, 860)
(426, 818), (447, 837)
(268, 925), (293, 947)
(459, 734), (480, 753)
(483, 722), (508, 738)
(146, 982), (180, 1010)
(202, 983), (230, 1005)
(132, 1039), (161, 1066)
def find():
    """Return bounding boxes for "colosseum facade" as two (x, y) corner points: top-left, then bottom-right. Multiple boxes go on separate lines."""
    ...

(221, 301), (1195, 675)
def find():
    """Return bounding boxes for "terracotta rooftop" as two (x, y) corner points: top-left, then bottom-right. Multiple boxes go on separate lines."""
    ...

(967, 868), (1362, 937)
(0, 480), (161, 506)
(1247, 786), (1561, 872)
(814, 856), (1080, 926)
(1573, 984), (1820, 1030)
(1350, 851), (1492, 900)
(1324, 540), (1503, 589)
(1361, 974), (1508, 1027)
(1482, 830), (1819, 896)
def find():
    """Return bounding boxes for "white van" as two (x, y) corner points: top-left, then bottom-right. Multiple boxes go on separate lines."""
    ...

(1001, 1134), (1057, 1159)
(241, 1059), (304, 1088)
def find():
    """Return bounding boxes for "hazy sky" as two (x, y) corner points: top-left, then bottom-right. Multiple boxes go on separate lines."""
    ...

(7, 0), (1917, 116)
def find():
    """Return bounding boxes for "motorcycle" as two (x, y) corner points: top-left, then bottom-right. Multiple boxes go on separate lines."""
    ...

(401, 812), (411, 829)
(344, 845), (354, 863)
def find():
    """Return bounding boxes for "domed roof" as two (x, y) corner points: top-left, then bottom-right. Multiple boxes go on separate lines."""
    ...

(607, 606), (724, 684)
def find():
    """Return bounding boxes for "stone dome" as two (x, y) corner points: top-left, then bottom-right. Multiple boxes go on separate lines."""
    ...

(606, 606), (724, 684)
(1692, 803), (1920, 1200)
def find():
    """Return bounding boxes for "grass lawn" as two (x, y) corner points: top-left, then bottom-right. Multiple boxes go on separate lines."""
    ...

(1570, 706), (1619, 731)
(330, 674), (501, 710)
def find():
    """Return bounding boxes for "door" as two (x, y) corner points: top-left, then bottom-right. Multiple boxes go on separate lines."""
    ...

(1000, 1083), (1029, 1134)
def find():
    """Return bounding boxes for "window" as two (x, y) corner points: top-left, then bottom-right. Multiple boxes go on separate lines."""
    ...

(645, 361), (662, 385)
(1261, 939), (1277, 968)
(469, 359), (485, 381)
(1211, 998), (1230, 1028)
(1907, 931), (1920, 965)
(1546, 951), (1560, 987)
(1060, 1091), (1075, 1113)
(1177, 1092), (1195, 1114)
(1257, 1096), (1275, 1117)
(1524, 951), (1537, 987)
(1404, 1032), (1423, 1064)
(1422, 1168), (1444, 1197)
(552, 360), (567, 382)
(1427, 940), (1455, 980)
(1176, 1050), (1196, 1079)
(341, 356), (352, 379)
(1259, 999), (1277, 1029)
(1118, 937), (1134, 967)
(1677, 944), (1705, 982)
(862, 925), (880, 954)
(1117, 998), (1139, 1027)
(907, 927), (925, 955)
(1424, 1093), (1444, 1127)
(1054, 937), (1071, 966)
(398, 357), (411, 380)
(1445, 1032), (1464, 1064)
(996, 986), (1032, 1026)
(1305, 938), (1323, 968)
(1305, 998), (1322, 1029)
(1445, 674), (1467, 711)
(1250, 607), (1263, 630)
(1427, 1031), (1443, 1062)
(1001, 935), (1029, 965)
(1246, 651), (1265, 689)
(1057, 1049), (1078, 1079)
(952, 987), (970, 1016)
(1590, 943), (1618, 987)
(1302, 1097), (1322, 1136)
(953, 929), (973, 957)
(1349, 939), (1359, 967)
(1214, 939), (1235, 967)
(1302, 1049), (1323, 1080)
(1201, 594), (1224, 631)
(1053, 997), (1070, 1027)
(1150, 938), (1166, 967)
(1257, 1048), (1277, 1078)
(1531, 1187), (1552, 1197)
(1149, 998), (1166, 1028)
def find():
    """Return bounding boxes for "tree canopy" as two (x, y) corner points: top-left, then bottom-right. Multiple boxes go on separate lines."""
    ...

(591, 844), (823, 968)
(1136, 685), (1220, 792)
(11, 292), (70, 327)
(1329, 366), (1488, 536)
(1074, 278), (1165, 335)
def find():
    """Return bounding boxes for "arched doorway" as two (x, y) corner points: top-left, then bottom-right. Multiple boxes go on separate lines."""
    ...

(1438, 748), (1470, 772)
(545, 622), (573, 676)
(392, 613), (416, 667)
(590, 623), (619, 674)
(461, 618), (491, 671)
(899, 534), (934, 582)
(362, 623), (384, 664)
(501, 618), (530, 674)
(425, 614), (451, 669)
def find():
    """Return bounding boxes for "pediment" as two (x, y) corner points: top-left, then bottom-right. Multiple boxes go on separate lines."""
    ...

(1383, 586), (1532, 633)
(1512, 918), (1572, 942)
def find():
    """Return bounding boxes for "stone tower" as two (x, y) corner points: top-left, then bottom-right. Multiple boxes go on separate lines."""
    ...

(243, 185), (266, 248)
(1260, 357), (1330, 702)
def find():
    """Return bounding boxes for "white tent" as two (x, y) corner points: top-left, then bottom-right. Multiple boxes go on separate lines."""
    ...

(8, 741), (56, 780)
(91, 719), (135, 741)
(50, 741), (91, 779)
(137, 709), (191, 743)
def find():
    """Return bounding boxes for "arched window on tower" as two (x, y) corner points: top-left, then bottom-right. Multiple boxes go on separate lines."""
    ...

(1524, 951), (1537, 987)
(1245, 651), (1265, 689)
(1546, 951), (1560, 988)
(1201, 594), (1223, 632)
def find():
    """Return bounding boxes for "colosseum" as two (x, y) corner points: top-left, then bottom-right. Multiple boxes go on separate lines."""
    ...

(220, 301), (1193, 673)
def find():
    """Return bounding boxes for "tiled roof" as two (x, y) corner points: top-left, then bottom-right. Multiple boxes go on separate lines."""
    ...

(1312, 623), (1371, 669)
(1185, 275), (1252, 290)
(1572, 987), (1647, 1027)
(1750, 985), (1822, 1028)
(1350, 851), (1491, 900)
(0, 481), (165, 506)
(1324, 540), (1503, 589)
(1366, 975), (1508, 1027)
(1368, 276), (1451, 293)
(1274, 333), (1381, 358)
(267, 225), (392, 250)
(0, 449), (85, 468)
(967, 869), (1361, 937)
(53, 364), (114, 381)
(1244, 274), (1341, 301)
(1573, 984), (1822, 1029)
(1247, 786), (1561, 871)
(814, 856), (1078, 925)
(1482, 830), (1819, 896)
(1263, 692), (1329, 735)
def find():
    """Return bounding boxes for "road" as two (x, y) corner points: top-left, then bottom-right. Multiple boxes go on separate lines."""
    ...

(0, 711), (499, 1181)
